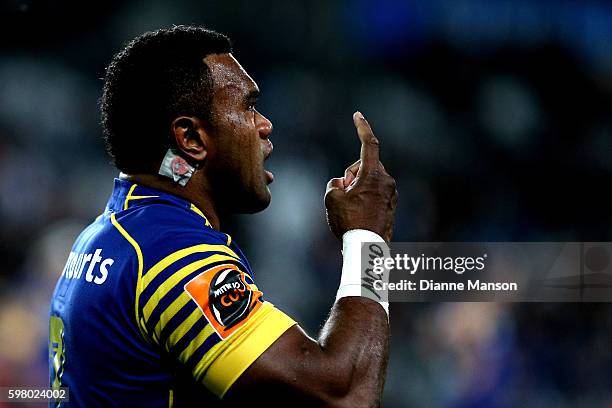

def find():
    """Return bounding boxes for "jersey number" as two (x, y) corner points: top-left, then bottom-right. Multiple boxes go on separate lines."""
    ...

(49, 316), (66, 391)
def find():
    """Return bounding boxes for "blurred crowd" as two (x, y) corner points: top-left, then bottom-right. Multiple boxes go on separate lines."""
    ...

(1, 0), (612, 406)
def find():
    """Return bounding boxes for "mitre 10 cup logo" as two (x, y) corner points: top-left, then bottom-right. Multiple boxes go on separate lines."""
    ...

(184, 263), (262, 339)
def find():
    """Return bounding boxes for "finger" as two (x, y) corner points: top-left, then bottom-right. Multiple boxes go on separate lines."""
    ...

(353, 111), (380, 173)
(379, 161), (388, 174)
(343, 160), (361, 188)
(326, 177), (344, 193)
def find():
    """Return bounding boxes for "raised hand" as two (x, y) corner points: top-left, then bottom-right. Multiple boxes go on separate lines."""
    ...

(325, 112), (398, 242)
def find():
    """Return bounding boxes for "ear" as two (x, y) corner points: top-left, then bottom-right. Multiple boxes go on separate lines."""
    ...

(170, 116), (208, 163)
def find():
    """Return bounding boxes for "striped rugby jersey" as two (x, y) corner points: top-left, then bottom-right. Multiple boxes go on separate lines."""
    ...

(49, 178), (295, 407)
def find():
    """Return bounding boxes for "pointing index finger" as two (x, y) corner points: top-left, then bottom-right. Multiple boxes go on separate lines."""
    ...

(353, 111), (380, 173)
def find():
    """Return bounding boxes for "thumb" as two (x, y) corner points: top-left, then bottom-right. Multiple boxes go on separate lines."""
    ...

(326, 177), (344, 194)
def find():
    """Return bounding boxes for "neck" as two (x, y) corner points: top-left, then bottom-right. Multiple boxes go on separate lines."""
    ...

(120, 173), (222, 230)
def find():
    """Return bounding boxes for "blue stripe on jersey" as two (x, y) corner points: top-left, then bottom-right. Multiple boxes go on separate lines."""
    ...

(169, 315), (208, 359)
(187, 332), (223, 373)
(229, 242), (254, 276)
(139, 251), (218, 305)
(143, 258), (247, 335)
(158, 302), (198, 346)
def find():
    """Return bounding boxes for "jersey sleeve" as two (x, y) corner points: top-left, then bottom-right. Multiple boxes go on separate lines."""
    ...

(136, 233), (295, 398)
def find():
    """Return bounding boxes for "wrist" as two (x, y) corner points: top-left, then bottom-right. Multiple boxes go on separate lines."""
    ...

(336, 229), (390, 316)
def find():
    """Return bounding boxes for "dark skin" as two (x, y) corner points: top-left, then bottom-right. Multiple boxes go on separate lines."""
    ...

(125, 53), (398, 407)
(124, 53), (274, 228)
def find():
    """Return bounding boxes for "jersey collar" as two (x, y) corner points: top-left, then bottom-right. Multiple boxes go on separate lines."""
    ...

(105, 178), (212, 227)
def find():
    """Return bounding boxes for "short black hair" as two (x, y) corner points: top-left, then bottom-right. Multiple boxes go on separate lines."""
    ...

(100, 25), (232, 174)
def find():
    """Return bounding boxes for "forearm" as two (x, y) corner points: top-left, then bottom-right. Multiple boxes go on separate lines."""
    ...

(225, 113), (396, 405)
(317, 296), (389, 407)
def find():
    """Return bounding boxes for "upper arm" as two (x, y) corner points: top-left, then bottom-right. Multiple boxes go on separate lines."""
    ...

(138, 235), (295, 398)
(224, 324), (351, 406)
(224, 296), (387, 407)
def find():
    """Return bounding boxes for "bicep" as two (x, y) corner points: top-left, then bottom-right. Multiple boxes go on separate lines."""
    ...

(138, 243), (297, 398)
(224, 297), (389, 406)
(224, 324), (350, 406)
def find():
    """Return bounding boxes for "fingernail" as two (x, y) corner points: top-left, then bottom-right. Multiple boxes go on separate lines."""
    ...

(357, 111), (365, 120)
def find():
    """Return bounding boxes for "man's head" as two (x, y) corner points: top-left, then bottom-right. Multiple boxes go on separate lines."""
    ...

(101, 26), (274, 214)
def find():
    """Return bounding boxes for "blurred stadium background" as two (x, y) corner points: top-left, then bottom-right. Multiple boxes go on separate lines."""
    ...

(1, 0), (612, 406)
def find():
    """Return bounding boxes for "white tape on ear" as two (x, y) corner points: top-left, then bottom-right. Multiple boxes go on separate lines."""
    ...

(336, 229), (390, 316)
(158, 148), (196, 186)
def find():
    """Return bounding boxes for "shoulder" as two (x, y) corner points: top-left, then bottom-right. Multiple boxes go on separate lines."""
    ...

(110, 200), (237, 270)
(108, 200), (248, 341)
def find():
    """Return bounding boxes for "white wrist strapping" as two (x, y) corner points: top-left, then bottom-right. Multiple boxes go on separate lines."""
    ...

(336, 229), (390, 315)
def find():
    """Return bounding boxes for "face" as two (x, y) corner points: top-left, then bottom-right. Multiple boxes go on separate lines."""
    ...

(202, 53), (274, 214)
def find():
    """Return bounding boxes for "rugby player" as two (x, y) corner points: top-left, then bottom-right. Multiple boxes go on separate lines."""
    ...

(49, 26), (397, 407)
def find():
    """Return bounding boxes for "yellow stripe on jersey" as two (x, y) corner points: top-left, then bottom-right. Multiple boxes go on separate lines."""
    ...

(163, 306), (202, 352)
(142, 244), (241, 292)
(158, 281), (260, 348)
(110, 213), (149, 340)
(193, 302), (296, 398)
(178, 324), (215, 364)
(190, 203), (212, 227)
(153, 293), (191, 344)
(124, 184), (137, 210)
(142, 254), (240, 322)
(123, 183), (159, 210)
(191, 304), (275, 381)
